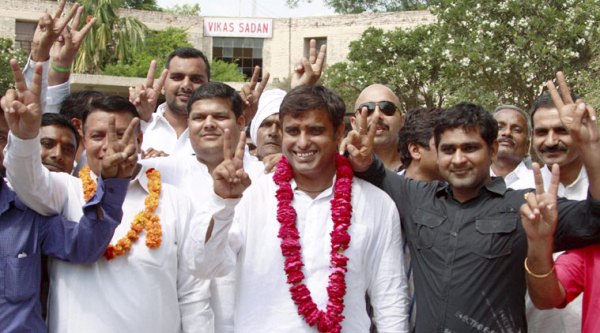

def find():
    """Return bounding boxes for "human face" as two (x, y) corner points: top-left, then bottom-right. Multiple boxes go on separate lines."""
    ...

(353, 85), (403, 149)
(188, 98), (245, 165)
(437, 127), (497, 202)
(282, 108), (344, 187)
(494, 108), (529, 161)
(164, 57), (209, 116)
(83, 111), (141, 176)
(0, 115), (8, 177)
(532, 107), (580, 168)
(40, 125), (77, 173)
(256, 114), (282, 160)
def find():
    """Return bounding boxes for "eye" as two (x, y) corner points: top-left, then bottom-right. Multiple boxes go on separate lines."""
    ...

(285, 127), (299, 136)
(463, 144), (479, 153)
(440, 146), (455, 154)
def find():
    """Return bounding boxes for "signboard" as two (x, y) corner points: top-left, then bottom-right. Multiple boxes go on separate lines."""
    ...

(204, 18), (273, 38)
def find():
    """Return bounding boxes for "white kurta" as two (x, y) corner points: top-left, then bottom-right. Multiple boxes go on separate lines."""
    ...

(490, 160), (535, 190)
(4, 133), (214, 333)
(140, 103), (195, 156)
(199, 173), (409, 332)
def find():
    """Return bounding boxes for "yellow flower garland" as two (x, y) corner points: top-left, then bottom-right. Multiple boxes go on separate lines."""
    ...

(79, 166), (163, 260)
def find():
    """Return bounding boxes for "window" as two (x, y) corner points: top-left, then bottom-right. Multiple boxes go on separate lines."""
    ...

(213, 37), (264, 79)
(15, 21), (36, 54)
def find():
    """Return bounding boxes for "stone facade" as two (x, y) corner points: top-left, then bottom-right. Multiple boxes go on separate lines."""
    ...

(0, 0), (434, 93)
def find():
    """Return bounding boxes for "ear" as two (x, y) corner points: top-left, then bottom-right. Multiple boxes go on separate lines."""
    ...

(237, 115), (246, 129)
(71, 118), (83, 137)
(334, 123), (345, 145)
(490, 140), (499, 159)
(408, 143), (421, 161)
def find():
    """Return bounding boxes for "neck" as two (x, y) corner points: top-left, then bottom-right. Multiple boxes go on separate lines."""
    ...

(197, 155), (222, 175)
(294, 168), (336, 199)
(491, 155), (521, 177)
(451, 177), (490, 203)
(555, 160), (584, 187)
(164, 108), (188, 137)
(374, 145), (402, 171)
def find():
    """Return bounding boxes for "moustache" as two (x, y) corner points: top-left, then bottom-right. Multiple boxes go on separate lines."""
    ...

(498, 138), (516, 146)
(539, 143), (568, 154)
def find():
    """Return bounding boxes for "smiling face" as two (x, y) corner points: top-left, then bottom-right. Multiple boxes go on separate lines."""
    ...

(40, 125), (78, 173)
(282, 108), (344, 187)
(353, 84), (403, 148)
(494, 108), (529, 162)
(532, 107), (580, 168)
(163, 56), (209, 116)
(437, 127), (497, 202)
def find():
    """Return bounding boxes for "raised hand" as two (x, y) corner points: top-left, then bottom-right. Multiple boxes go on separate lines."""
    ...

(339, 107), (378, 172)
(521, 163), (560, 242)
(213, 129), (251, 199)
(547, 72), (598, 145)
(141, 147), (169, 159)
(129, 60), (168, 122)
(291, 39), (326, 88)
(31, 0), (79, 62)
(240, 66), (270, 125)
(101, 116), (140, 179)
(1, 60), (43, 139)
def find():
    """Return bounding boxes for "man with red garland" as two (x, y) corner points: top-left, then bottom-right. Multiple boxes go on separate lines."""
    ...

(196, 85), (409, 332)
(3, 64), (215, 331)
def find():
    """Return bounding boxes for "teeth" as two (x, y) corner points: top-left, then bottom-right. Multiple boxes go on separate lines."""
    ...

(297, 152), (315, 158)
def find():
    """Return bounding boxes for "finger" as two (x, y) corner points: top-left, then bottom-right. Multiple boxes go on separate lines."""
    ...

(256, 71), (270, 95)
(339, 135), (351, 154)
(223, 128), (233, 160)
(78, 16), (97, 40)
(548, 163), (560, 199)
(308, 39), (317, 64)
(520, 202), (537, 222)
(29, 63), (44, 98)
(300, 58), (314, 78)
(366, 112), (379, 143)
(155, 69), (168, 92)
(357, 106), (369, 134)
(240, 172), (252, 188)
(10, 59), (27, 94)
(146, 60), (157, 88)
(102, 151), (127, 168)
(106, 115), (117, 146)
(1, 90), (18, 112)
(556, 72), (574, 105)
(531, 162), (546, 196)
(248, 66), (260, 91)
(586, 103), (597, 122)
(120, 117), (140, 146)
(546, 80), (564, 111)
(53, 0), (66, 20)
(56, 3), (79, 34)
(314, 44), (326, 74)
(71, 5), (83, 30)
(234, 131), (247, 162)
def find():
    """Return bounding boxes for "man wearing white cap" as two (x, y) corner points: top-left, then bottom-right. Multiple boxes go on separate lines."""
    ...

(249, 89), (287, 161)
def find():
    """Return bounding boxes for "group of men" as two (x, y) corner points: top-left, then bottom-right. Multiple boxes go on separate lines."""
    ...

(1, 1), (600, 332)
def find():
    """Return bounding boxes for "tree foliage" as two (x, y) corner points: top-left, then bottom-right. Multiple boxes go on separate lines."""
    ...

(163, 3), (202, 16)
(123, 0), (160, 11)
(0, 38), (27, 95)
(286, 0), (428, 14)
(211, 59), (246, 82)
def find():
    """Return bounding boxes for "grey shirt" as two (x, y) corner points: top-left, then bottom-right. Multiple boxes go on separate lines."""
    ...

(358, 158), (600, 333)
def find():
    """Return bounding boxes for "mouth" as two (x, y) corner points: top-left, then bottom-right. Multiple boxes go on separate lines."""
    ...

(177, 93), (191, 102)
(450, 168), (471, 176)
(375, 125), (389, 135)
(294, 150), (317, 161)
(498, 139), (515, 147)
(201, 132), (221, 140)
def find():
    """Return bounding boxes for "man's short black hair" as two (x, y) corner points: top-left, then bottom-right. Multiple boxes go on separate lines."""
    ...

(399, 107), (444, 167)
(279, 85), (346, 130)
(166, 47), (211, 81)
(434, 102), (497, 149)
(41, 113), (80, 148)
(60, 90), (105, 121)
(186, 82), (244, 119)
(530, 91), (579, 127)
(83, 96), (140, 130)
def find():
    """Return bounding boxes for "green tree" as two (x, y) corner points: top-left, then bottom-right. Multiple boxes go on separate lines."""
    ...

(286, 0), (428, 14)
(0, 38), (27, 95)
(574, 39), (600, 121)
(211, 59), (246, 82)
(163, 3), (201, 16)
(124, 0), (160, 11)
(430, 0), (600, 110)
(324, 26), (444, 113)
(74, 0), (148, 73)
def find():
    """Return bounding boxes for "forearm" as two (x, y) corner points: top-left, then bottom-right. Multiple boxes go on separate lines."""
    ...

(525, 238), (566, 309)
(581, 139), (600, 199)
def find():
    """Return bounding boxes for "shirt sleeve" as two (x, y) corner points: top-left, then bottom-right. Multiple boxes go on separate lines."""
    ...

(553, 193), (600, 251)
(45, 81), (70, 114)
(555, 249), (586, 306)
(4, 132), (71, 215)
(38, 177), (129, 263)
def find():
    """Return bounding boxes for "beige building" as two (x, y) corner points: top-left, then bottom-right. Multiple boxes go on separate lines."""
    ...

(0, 0), (434, 94)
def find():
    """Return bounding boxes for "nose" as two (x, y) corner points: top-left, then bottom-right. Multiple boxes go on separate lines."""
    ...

(181, 76), (193, 90)
(543, 129), (559, 146)
(267, 123), (280, 137)
(297, 131), (309, 149)
(451, 149), (467, 166)
(203, 115), (217, 129)
(499, 125), (511, 137)
(50, 145), (64, 161)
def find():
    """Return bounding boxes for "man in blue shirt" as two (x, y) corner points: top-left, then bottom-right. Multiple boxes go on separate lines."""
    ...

(0, 60), (137, 332)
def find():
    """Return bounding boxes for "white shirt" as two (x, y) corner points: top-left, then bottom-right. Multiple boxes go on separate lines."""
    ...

(199, 173), (409, 332)
(141, 103), (195, 156)
(526, 166), (588, 333)
(4, 133), (214, 333)
(490, 160), (535, 190)
(23, 57), (69, 114)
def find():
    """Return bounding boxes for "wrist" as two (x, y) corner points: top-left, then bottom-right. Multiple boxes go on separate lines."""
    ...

(50, 61), (71, 73)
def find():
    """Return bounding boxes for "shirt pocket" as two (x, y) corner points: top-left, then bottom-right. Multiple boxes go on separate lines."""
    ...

(412, 209), (446, 249)
(4, 255), (40, 303)
(471, 217), (517, 259)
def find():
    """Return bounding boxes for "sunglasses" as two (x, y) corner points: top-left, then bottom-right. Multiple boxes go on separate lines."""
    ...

(356, 101), (398, 116)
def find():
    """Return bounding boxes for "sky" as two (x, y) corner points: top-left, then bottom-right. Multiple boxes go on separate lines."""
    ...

(156, 0), (336, 18)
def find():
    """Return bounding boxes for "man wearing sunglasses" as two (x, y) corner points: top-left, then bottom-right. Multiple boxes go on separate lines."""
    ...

(352, 84), (404, 172)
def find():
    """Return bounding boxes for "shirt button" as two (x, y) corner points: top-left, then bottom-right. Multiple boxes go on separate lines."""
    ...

(450, 232), (457, 237)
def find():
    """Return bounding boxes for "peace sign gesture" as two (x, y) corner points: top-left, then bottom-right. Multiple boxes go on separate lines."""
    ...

(547, 72), (598, 145)
(213, 129), (251, 199)
(129, 60), (168, 122)
(521, 163), (560, 242)
(101, 116), (140, 179)
(240, 66), (270, 125)
(31, 0), (80, 62)
(1, 60), (43, 140)
(340, 106), (379, 172)
(291, 39), (327, 89)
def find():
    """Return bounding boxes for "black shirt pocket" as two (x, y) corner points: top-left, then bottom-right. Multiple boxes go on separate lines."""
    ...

(472, 217), (517, 259)
(412, 209), (446, 249)
(4, 254), (40, 303)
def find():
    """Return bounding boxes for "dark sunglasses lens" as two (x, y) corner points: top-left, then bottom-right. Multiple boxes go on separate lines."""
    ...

(378, 102), (397, 116)
(358, 102), (377, 114)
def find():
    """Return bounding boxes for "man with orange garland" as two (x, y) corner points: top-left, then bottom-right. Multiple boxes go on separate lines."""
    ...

(192, 85), (408, 332)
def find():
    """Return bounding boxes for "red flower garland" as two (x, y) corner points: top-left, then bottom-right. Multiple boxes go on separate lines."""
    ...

(273, 154), (353, 333)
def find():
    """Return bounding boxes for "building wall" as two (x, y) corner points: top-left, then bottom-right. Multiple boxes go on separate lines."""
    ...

(0, 0), (434, 93)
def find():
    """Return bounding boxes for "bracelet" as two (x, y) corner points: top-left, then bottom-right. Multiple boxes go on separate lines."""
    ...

(50, 62), (71, 73)
(524, 257), (555, 278)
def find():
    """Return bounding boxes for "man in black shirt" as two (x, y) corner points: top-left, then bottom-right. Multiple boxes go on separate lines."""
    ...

(341, 74), (600, 332)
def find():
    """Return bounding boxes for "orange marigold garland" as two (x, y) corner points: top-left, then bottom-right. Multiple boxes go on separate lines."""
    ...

(79, 167), (162, 260)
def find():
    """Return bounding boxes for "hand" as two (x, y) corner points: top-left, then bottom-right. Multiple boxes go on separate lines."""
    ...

(129, 60), (167, 122)
(339, 107), (378, 172)
(31, 0), (79, 62)
(547, 72), (598, 145)
(240, 66), (270, 125)
(1, 60), (43, 139)
(101, 116), (140, 179)
(262, 153), (282, 173)
(49, 6), (96, 69)
(521, 163), (560, 242)
(291, 39), (326, 88)
(213, 129), (251, 199)
(141, 147), (169, 159)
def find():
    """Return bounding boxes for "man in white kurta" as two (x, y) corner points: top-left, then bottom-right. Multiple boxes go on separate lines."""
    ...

(4, 100), (214, 332)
